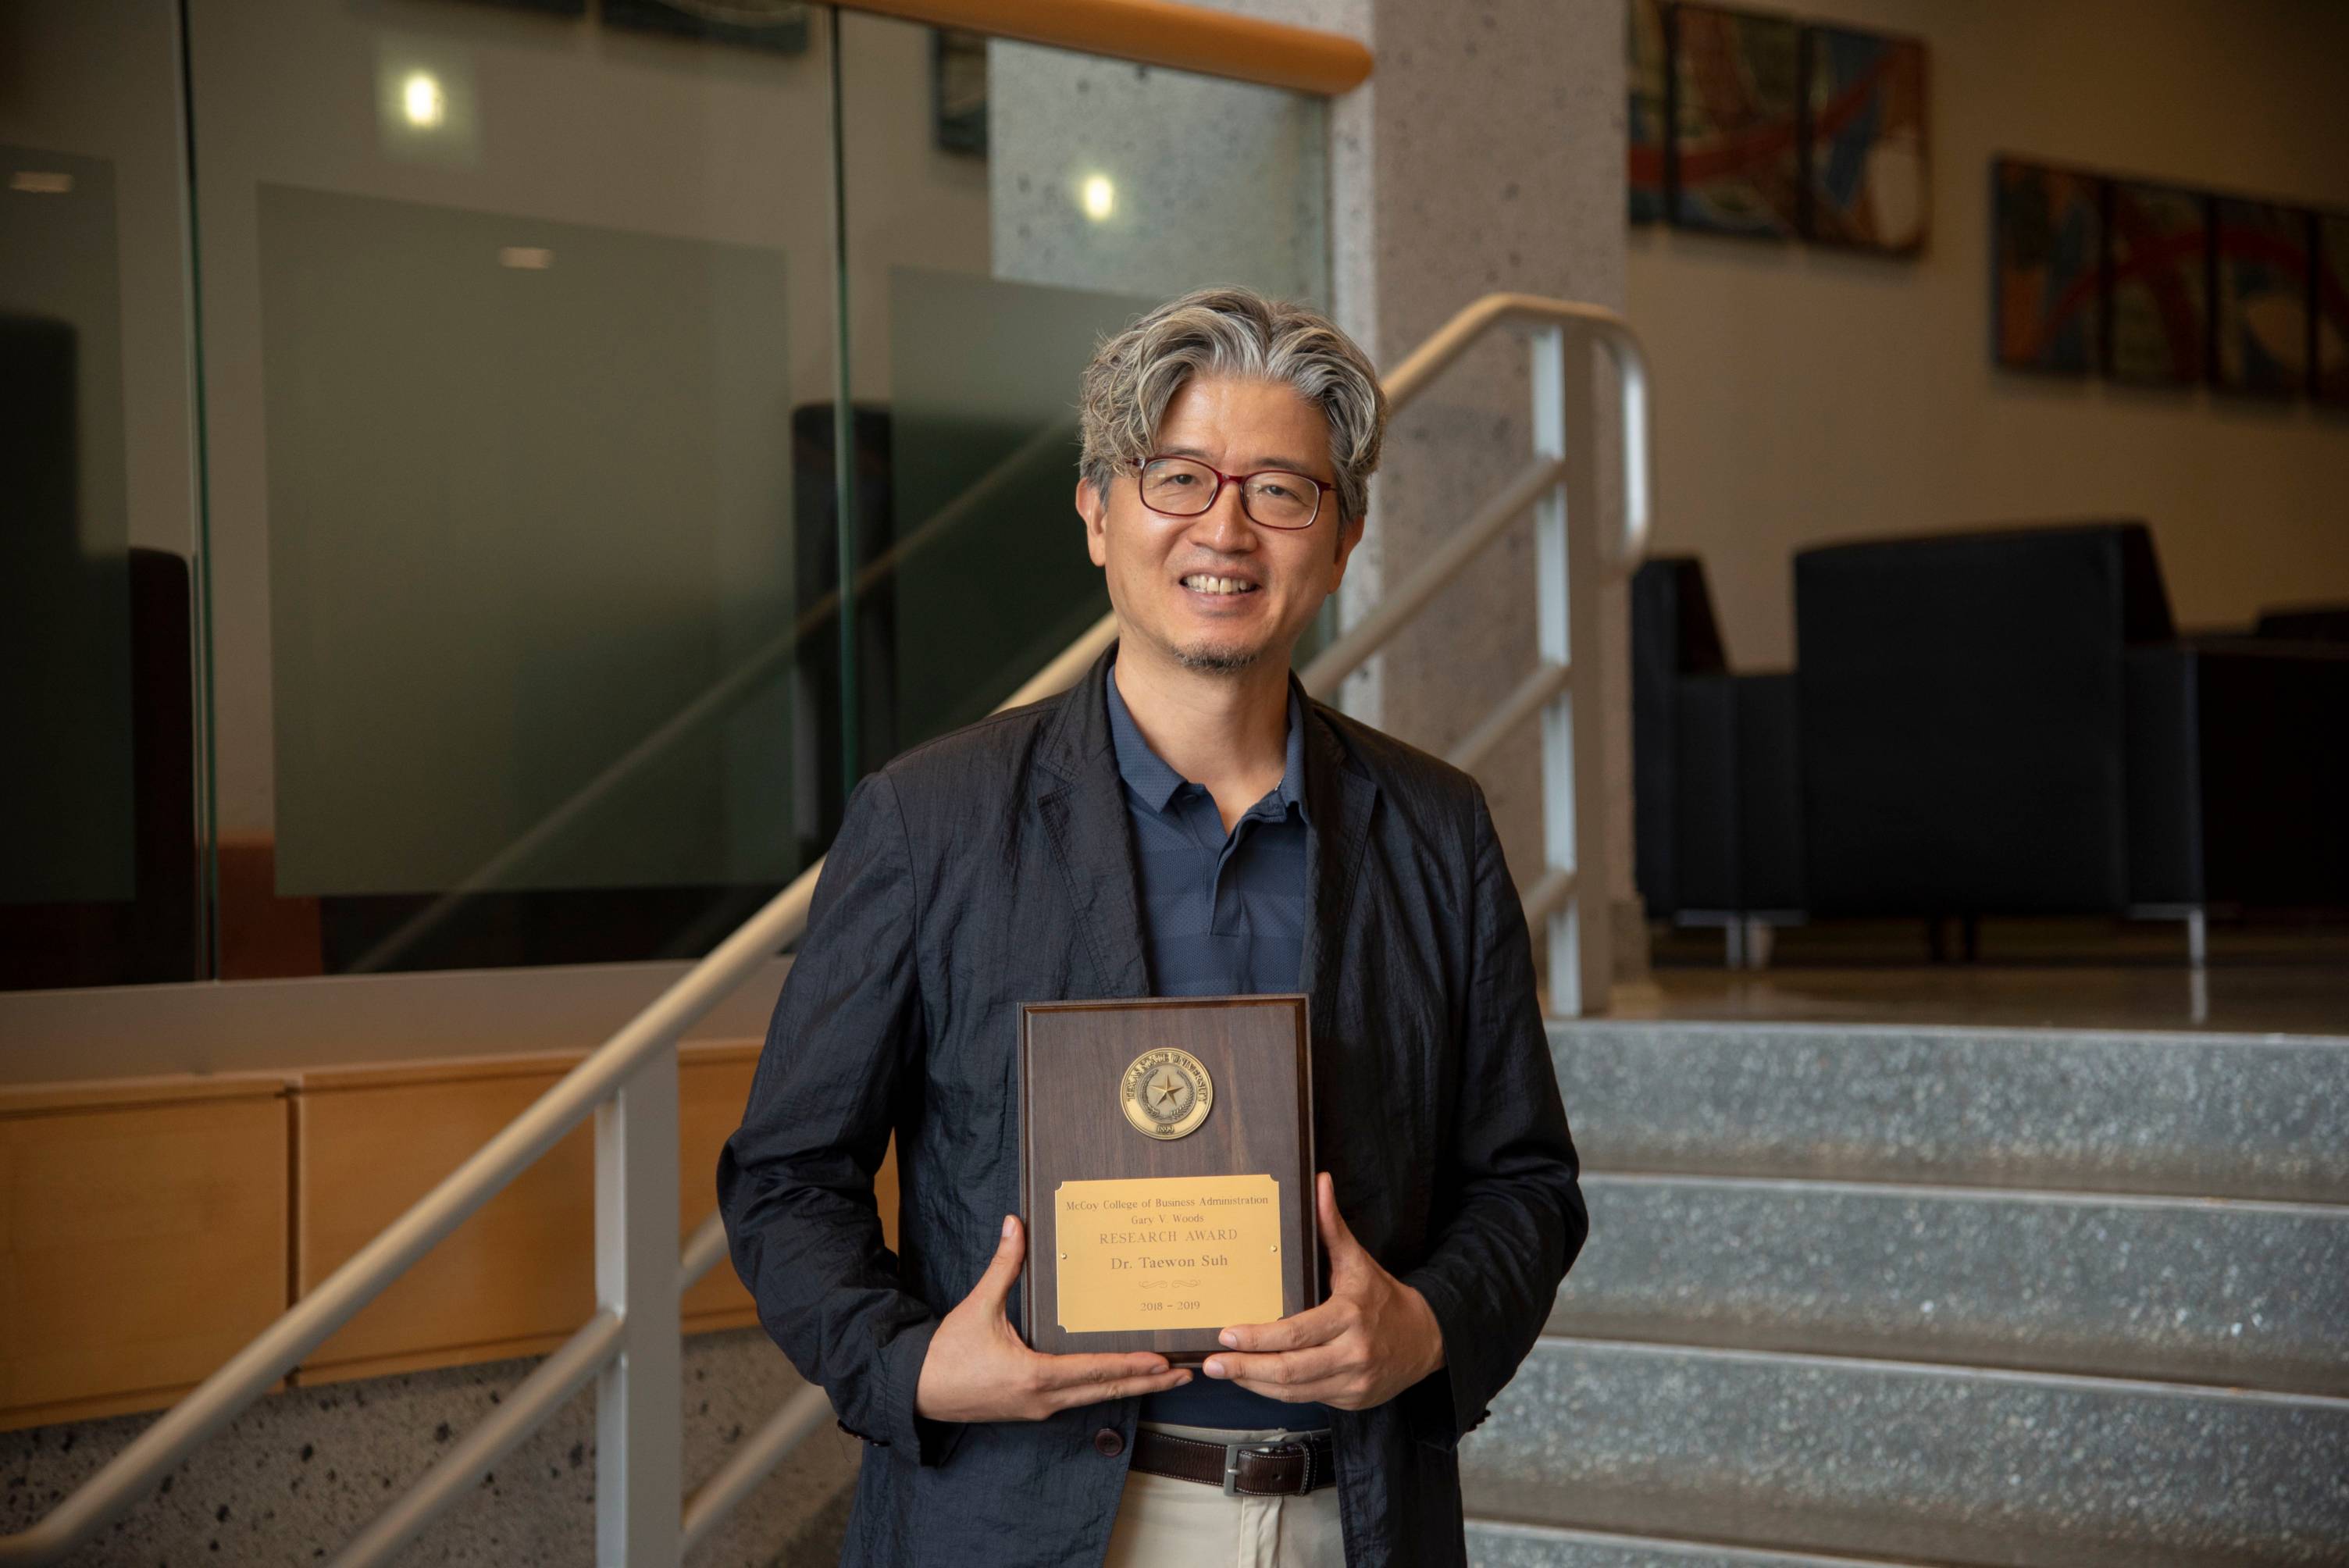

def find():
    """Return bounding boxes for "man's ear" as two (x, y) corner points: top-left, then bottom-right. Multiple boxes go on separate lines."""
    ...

(1075, 477), (1110, 568)
(1330, 510), (1367, 585)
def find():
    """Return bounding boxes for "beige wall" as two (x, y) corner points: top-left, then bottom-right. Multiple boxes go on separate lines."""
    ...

(1632, 0), (2349, 672)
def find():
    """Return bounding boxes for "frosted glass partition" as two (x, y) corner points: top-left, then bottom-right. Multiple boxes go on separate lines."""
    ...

(884, 267), (1151, 750)
(258, 187), (796, 899)
(185, 0), (839, 978)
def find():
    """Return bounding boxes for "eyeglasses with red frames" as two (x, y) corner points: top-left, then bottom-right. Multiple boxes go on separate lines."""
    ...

(1131, 454), (1330, 530)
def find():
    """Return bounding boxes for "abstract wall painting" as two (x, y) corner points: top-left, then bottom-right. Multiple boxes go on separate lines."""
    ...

(1669, 3), (1803, 238)
(1992, 159), (2103, 375)
(2211, 199), (2312, 397)
(2312, 212), (2349, 404)
(1802, 24), (1927, 252)
(933, 29), (988, 155)
(1628, 0), (1669, 223)
(2105, 180), (2210, 386)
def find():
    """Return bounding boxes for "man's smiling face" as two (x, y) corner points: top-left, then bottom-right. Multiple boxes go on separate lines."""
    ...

(1078, 373), (1365, 679)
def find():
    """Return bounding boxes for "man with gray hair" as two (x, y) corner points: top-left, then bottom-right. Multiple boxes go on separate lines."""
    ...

(721, 286), (1584, 1566)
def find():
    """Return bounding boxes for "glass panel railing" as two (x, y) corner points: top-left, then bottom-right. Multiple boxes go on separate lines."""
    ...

(2, 3), (1336, 992)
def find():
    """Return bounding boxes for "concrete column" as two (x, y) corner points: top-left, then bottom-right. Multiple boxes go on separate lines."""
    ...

(1214, 0), (1641, 980)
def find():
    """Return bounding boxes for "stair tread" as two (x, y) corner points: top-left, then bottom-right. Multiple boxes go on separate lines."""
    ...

(1551, 1020), (2349, 1202)
(1467, 1520), (1932, 1568)
(1463, 1337), (2349, 1568)
(1553, 1174), (2349, 1394)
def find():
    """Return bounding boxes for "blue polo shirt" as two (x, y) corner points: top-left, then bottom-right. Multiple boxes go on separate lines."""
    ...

(1105, 656), (1332, 1431)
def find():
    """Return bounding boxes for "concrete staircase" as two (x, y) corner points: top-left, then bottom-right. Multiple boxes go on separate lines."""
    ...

(1461, 1021), (2349, 1567)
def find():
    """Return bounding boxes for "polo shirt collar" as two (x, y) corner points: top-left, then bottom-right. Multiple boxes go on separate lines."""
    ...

(1105, 654), (1309, 823)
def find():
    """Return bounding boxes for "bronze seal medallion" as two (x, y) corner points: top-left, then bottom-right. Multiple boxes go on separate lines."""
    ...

(1119, 1046), (1214, 1140)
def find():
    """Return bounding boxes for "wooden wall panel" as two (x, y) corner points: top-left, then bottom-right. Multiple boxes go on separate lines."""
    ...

(1, 1077), (291, 1431)
(5, 1039), (900, 1420)
(295, 1042), (777, 1383)
(681, 1049), (758, 1326)
(294, 1054), (597, 1381)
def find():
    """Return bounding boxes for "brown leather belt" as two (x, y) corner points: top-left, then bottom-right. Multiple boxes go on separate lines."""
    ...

(1129, 1428), (1335, 1497)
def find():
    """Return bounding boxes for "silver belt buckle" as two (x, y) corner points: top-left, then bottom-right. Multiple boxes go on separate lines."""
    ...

(1222, 1439), (1301, 1497)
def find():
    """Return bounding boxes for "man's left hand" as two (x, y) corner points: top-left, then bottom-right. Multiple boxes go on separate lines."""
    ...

(1200, 1171), (1445, 1409)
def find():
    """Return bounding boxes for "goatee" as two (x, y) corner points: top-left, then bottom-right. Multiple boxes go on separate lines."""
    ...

(1171, 642), (1259, 675)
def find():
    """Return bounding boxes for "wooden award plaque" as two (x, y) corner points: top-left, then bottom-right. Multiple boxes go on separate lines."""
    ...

(1019, 995), (1319, 1362)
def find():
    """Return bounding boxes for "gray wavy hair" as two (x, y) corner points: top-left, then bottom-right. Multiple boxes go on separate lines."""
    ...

(1078, 286), (1386, 526)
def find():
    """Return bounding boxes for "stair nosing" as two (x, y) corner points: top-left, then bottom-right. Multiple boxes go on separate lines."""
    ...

(1527, 1333), (2349, 1410)
(1578, 1168), (2349, 1214)
(1551, 1018), (2349, 1049)
(1465, 1518), (1935, 1567)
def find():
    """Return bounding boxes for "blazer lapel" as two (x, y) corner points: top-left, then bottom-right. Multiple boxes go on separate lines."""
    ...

(1297, 682), (1378, 1048)
(1033, 641), (1151, 1000)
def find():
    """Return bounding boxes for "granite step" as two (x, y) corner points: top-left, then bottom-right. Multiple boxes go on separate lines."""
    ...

(1460, 1337), (2349, 1568)
(1550, 1021), (2349, 1202)
(1467, 1521), (1927, 1568)
(1554, 1174), (2349, 1395)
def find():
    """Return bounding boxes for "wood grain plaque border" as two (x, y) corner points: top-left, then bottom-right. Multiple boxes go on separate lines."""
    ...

(1018, 995), (1318, 1360)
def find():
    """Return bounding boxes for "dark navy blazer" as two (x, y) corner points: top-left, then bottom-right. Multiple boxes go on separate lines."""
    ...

(718, 640), (1585, 1566)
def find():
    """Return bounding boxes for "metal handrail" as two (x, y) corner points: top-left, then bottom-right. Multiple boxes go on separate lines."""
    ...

(1378, 291), (1651, 567)
(0, 293), (1647, 1566)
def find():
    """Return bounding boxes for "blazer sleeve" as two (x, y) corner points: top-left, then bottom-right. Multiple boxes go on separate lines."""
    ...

(717, 768), (951, 1463)
(1400, 782), (1589, 1442)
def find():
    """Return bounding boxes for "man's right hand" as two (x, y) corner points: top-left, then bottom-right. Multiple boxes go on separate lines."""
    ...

(914, 1215), (1192, 1423)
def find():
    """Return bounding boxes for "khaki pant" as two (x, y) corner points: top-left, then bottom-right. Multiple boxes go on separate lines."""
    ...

(1103, 1423), (1346, 1568)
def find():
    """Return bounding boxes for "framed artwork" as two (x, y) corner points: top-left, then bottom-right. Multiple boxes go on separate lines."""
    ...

(2211, 199), (2312, 397)
(2105, 180), (2209, 385)
(933, 29), (988, 156)
(2318, 212), (2349, 404)
(1802, 24), (1927, 252)
(1669, 3), (1802, 238)
(601, 0), (809, 53)
(1991, 159), (2103, 375)
(1628, 0), (1668, 223)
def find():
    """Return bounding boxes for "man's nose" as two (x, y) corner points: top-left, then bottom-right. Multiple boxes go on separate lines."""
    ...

(1188, 481), (1257, 551)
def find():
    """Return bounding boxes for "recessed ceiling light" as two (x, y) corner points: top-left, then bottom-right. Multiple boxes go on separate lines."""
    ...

(402, 72), (445, 128)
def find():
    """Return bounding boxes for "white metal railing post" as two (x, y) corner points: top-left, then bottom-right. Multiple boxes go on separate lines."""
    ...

(596, 1042), (683, 1566)
(1527, 323), (1584, 1015)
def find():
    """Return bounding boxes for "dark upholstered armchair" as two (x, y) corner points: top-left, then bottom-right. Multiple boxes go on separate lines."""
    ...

(1794, 522), (2347, 938)
(1631, 557), (1804, 944)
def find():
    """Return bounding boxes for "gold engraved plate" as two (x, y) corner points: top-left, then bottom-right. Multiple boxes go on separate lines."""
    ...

(1119, 1046), (1214, 1140)
(1055, 1174), (1283, 1333)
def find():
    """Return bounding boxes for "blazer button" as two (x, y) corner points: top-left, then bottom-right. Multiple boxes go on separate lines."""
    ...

(1093, 1427), (1125, 1458)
